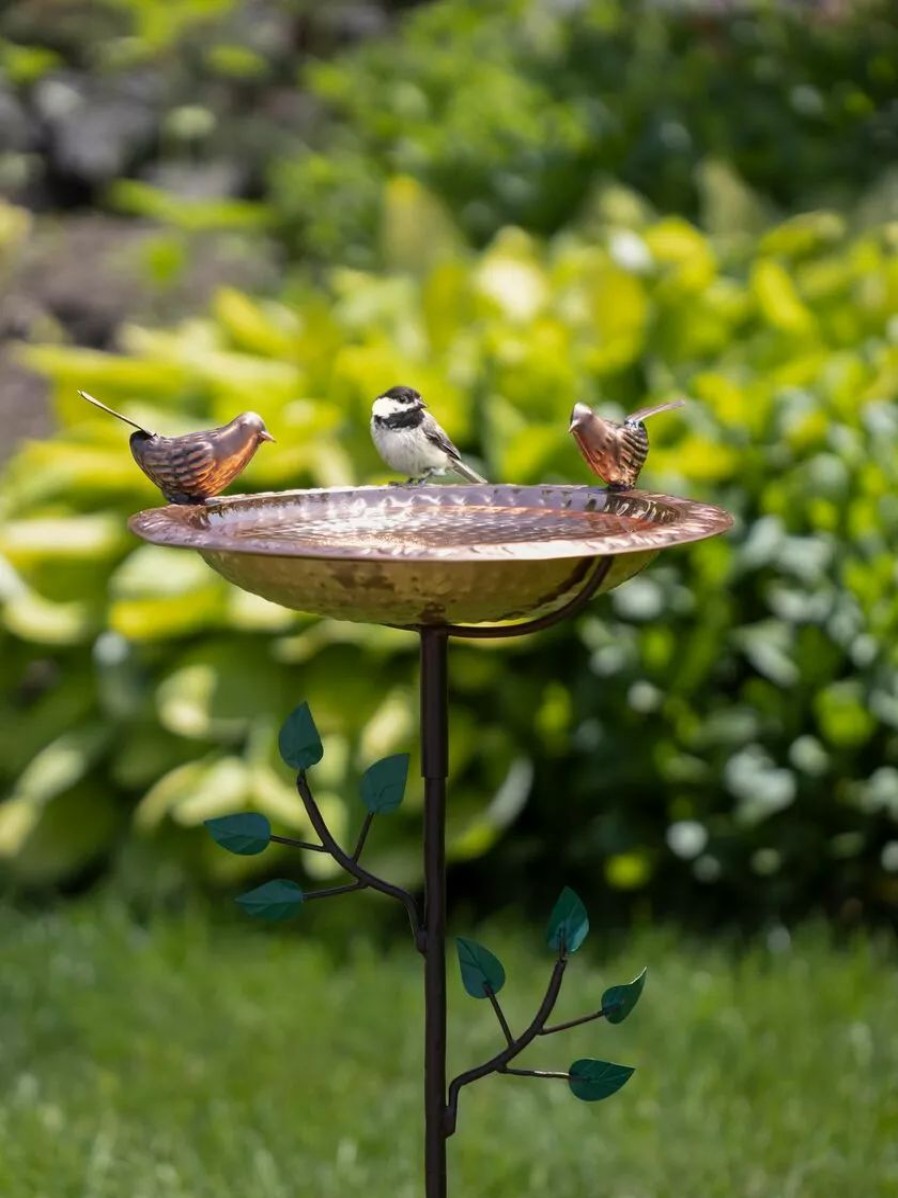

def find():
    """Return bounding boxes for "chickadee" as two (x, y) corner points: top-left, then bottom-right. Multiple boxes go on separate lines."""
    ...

(569, 398), (685, 489)
(79, 390), (274, 504)
(370, 385), (486, 485)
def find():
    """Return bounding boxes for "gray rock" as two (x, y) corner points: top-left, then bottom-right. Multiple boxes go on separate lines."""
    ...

(34, 71), (159, 184)
(0, 86), (35, 153)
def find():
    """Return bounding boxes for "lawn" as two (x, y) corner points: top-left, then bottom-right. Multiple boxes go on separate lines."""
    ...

(0, 897), (895, 1198)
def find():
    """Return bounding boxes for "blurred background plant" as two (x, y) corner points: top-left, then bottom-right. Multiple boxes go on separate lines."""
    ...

(1, 0), (897, 930)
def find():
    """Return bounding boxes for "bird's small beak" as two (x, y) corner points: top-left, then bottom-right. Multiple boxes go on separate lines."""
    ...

(260, 431), (276, 443)
(569, 403), (592, 433)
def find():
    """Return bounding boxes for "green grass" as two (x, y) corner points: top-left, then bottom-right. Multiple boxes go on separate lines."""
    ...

(1, 898), (896, 1198)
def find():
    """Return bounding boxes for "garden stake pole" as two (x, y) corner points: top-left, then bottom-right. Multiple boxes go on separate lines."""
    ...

(414, 558), (619, 1194)
(420, 627), (449, 1198)
(415, 558), (617, 1194)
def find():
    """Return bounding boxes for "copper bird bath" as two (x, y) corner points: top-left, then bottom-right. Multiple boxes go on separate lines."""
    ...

(131, 482), (732, 1198)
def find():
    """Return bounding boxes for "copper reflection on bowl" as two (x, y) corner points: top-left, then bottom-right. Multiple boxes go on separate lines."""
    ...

(129, 484), (733, 626)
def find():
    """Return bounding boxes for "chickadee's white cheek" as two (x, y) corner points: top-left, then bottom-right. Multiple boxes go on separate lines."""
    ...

(372, 397), (407, 419)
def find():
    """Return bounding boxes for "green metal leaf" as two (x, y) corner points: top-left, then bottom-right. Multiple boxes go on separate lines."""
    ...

(546, 886), (589, 954)
(456, 937), (506, 999)
(278, 702), (323, 771)
(235, 879), (304, 921)
(361, 753), (410, 814)
(568, 1059), (634, 1103)
(602, 968), (647, 1024)
(204, 812), (271, 856)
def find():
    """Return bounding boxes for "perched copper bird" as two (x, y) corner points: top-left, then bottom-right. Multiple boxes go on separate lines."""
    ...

(79, 391), (274, 504)
(569, 397), (685, 489)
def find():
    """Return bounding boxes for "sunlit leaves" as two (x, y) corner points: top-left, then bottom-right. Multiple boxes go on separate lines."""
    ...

(752, 259), (815, 335)
(5, 44), (898, 912)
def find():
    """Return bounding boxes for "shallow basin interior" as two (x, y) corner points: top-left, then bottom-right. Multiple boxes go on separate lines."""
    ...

(131, 485), (731, 563)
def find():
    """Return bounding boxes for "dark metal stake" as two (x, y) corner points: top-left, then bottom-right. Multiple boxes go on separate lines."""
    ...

(414, 557), (616, 1196)
(420, 628), (449, 1198)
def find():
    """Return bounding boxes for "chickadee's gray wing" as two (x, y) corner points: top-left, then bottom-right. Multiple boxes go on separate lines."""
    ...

(420, 412), (487, 483)
(421, 414), (464, 462)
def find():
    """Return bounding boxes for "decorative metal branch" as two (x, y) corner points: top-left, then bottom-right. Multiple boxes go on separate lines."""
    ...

(296, 771), (425, 951)
(205, 699), (648, 1188)
(445, 888), (647, 1135)
(485, 988), (514, 1047)
(205, 702), (424, 950)
(500, 1067), (570, 1079)
(446, 954), (568, 1135)
(268, 833), (329, 852)
(304, 881), (368, 902)
(352, 812), (375, 861)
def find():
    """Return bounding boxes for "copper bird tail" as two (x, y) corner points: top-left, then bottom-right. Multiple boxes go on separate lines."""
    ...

(79, 391), (153, 436)
(626, 397), (686, 424)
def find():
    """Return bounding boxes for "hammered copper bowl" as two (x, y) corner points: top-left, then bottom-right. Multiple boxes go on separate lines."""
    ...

(129, 484), (733, 627)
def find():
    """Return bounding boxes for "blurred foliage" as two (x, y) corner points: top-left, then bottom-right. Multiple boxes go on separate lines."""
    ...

(272, 0), (898, 264)
(2, 175), (898, 925)
(4, 0), (897, 268)
(0, 0), (419, 210)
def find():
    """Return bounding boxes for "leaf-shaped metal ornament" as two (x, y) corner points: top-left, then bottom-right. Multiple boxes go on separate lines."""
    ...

(602, 968), (647, 1024)
(278, 702), (323, 771)
(235, 879), (304, 921)
(361, 753), (410, 814)
(204, 812), (271, 856)
(546, 886), (590, 954)
(568, 1059), (634, 1103)
(456, 937), (507, 999)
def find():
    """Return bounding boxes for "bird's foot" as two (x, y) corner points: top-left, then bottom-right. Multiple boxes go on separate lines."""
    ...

(164, 491), (208, 505)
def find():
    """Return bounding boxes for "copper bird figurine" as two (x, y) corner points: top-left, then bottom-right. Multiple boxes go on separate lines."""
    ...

(79, 391), (275, 504)
(569, 397), (685, 489)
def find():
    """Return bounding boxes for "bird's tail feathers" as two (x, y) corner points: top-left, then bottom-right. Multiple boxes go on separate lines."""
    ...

(626, 397), (686, 424)
(79, 391), (152, 435)
(453, 458), (488, 485)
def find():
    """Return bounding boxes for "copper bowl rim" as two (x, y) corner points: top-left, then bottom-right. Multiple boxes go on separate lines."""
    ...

(129, 484), (734, 565)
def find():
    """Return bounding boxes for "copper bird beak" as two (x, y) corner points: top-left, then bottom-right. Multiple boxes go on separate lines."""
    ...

(569, 402), (592, 434)
(260, 431), (276, 443)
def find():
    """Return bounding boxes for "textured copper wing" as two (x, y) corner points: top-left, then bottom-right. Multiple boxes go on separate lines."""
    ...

(571, 417), (648, 488)
(131, 434), (215, 501)
(130, 428), (263, 502)
(616, 423), (650, 486)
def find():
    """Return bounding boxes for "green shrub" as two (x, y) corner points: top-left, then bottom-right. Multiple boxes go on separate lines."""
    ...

(0, 0), (421, 212)
(2, 180), (897, 922)
(272, 0), (898, 264)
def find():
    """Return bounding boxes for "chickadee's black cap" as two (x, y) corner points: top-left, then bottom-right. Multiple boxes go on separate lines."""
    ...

(381, 385), (422, 402)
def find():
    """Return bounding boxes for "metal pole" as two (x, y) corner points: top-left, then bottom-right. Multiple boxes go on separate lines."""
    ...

(420, 627), (449, 1198)
(414, 561), (616, 1194)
